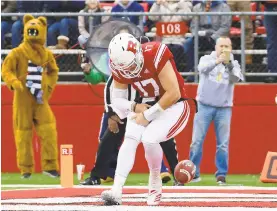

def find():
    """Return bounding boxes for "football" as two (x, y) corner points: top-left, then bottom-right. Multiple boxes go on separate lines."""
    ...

(174, 160), (196, 184)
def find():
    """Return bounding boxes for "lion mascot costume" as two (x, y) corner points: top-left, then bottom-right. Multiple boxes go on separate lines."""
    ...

(2, 14), (59, 178)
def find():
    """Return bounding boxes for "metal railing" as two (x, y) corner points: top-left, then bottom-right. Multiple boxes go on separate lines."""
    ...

(2, 11), (277, 81)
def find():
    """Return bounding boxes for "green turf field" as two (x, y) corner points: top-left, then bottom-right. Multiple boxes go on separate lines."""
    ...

(1, 173), (276, 190)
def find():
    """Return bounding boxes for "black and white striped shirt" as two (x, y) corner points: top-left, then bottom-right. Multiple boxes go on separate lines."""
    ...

(26, 61), (43, 104)
(104, 75), (137, 115)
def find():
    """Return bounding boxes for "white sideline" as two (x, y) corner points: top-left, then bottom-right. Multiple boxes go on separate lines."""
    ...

(0, 205), (274, 211)
(2, 194), (277, 204)
(3, 198), (277, 203)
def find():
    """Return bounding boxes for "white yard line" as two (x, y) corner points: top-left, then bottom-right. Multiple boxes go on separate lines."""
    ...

(0, 205), (274, 211)
(2, 184), (61, 188)
(122, 193), (277, 198)
(2, 185), (277, 190)
(2, 197), (277, 204)
(2, 193), (277, 204)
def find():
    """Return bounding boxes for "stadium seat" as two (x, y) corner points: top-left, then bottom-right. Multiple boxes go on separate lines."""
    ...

(230, 2), (267, 37)
(232, 15), (240, 22)
(256, 26), (266, 35)
(230, 27), (241, 36)
(251, 2), (257, 21)
(231, 2), (260, 22)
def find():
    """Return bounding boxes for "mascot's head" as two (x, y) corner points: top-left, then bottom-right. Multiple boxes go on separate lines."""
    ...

(23, 14), (47, 45)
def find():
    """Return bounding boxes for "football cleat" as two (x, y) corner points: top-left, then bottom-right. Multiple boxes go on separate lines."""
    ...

(147, 174), (162, 206)
(101, 189), (122, 205)
(160, 172), (171, 184)
(147, 188), (162, 206)
(80, 177), (101, 185)
(101, 176), (114, 184)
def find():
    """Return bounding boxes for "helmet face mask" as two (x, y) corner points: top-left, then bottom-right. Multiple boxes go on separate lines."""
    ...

(109, 33), (144, 79)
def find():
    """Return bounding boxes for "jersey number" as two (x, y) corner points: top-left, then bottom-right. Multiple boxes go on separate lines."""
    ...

(134, 78), (159, 97)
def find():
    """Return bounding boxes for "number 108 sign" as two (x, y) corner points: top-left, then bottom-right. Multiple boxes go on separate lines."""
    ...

(156, 22), (188, 36)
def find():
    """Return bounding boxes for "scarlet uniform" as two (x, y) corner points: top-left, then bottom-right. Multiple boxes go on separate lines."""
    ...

(102, 34), (191, 206)
(112, 42), (187, 99)
(111, 42), (190, 142)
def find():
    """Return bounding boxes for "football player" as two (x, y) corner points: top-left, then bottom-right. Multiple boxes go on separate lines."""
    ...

(101, 33), (191, 206)
(81, 25), (179, 186)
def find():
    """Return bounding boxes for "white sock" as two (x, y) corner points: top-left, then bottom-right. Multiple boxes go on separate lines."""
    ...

(143, 142), (163, 171)
(143, 142), (163, 188)
(112, 174), (127, 193)
(112, 137), (140, 192)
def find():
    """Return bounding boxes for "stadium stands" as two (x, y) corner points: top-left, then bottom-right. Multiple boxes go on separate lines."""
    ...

(1, 0), (275, 82)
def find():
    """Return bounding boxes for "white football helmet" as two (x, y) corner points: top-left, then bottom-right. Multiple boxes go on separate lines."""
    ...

(108, 33), (144, 79)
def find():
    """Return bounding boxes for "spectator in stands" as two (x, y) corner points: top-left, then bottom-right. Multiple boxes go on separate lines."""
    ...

(11, 1), (43, 48)
(144, 0), (155, 7)
(184, 0), (232, 80)
(78, 0), (109, 49)
(1, 0), (17, 49)
(263, 1), (277, 83)
(99, 0), (116, 2)
(189, 37), (243, 185)
(44, 1), (63, 47)
(192, 0), (227, 6)
(48, 0), (85, 49)
(111, 0), (145, 26)
(148, 0), (192, 72)
(227, 0), (253, 64)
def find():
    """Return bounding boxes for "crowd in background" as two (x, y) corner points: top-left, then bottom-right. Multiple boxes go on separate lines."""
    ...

(1, 0), (149, 49)
(1, 0), (277, 82)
